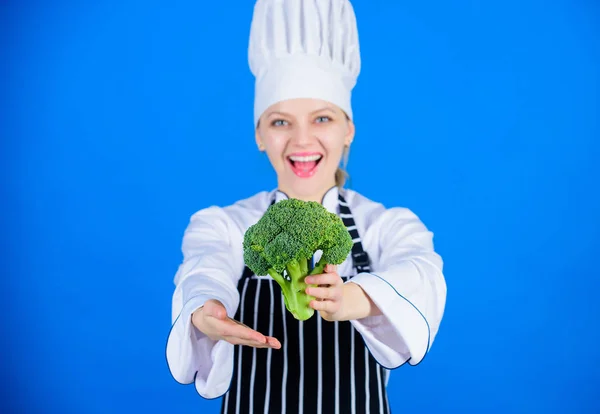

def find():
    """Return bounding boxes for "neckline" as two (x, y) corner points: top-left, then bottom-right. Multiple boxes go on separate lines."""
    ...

(273, 186), (340, 214)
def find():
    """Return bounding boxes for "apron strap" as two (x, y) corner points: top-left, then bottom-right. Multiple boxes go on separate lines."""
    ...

(337, 192), (372, 273)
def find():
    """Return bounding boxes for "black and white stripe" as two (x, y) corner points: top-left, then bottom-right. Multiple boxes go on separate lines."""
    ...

(222, 193), (390, 414)
(338, 196), (371, 274)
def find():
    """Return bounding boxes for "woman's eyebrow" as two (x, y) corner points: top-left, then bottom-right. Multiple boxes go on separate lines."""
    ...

(266, 111), (289, 117)
(310, 106), (336, 114)
(266, 107), (336, 118)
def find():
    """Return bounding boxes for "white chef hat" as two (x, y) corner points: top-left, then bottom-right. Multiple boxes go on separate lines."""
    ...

(248, 0), (361, 126)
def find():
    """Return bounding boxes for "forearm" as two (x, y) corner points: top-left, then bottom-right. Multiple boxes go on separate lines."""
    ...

(340, 281), (382, 321)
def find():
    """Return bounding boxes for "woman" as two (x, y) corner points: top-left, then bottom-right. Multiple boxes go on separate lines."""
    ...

(166, 0), (447, 413)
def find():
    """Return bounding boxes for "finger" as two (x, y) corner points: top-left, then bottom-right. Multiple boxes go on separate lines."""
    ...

(310, 299), (339, 313)
(221, 320), (282, 348)
(266, 336), (282, 349)
(306, 286), (341, 301)
(223, 336), (271, 348)
(220, 321), (267, 343)
(305, 273), (341, 286)
(223, 335), (281, 349)
(229, 318), (254, 330)
(325, 264), (338, 273)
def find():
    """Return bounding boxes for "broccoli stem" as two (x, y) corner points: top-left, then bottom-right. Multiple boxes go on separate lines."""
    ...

(299, 257), (308, 276)
(267, 259), (315, 321)
(267, 268), (287, 289)
(309, 256), (328, 276)
(287, 259), (315, 320)
(267, 268), (292, 310)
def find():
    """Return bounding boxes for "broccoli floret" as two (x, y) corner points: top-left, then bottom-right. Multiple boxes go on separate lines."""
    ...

(243, 198), (354, 320)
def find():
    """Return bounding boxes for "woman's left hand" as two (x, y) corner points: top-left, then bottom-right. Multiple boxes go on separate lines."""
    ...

(305, 264), (346, 321)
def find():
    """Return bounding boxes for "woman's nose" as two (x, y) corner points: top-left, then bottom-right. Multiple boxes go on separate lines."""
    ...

(289, 124), (314, 146)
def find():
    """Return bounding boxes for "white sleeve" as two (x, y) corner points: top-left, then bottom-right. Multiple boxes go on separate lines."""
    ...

(348, 207), (447, 369)
(165, 206), (245, 399)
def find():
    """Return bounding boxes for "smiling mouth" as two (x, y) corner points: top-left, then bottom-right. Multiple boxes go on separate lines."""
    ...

(287, 154), (323, 178)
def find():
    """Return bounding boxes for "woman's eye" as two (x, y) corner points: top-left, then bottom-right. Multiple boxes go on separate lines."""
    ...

(272, 119), (288, 127)
(316, 116), (331, 123)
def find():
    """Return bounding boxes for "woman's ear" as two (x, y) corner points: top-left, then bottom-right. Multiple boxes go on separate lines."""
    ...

(345, 118), (355, 147)
(255, 127), (265, 151)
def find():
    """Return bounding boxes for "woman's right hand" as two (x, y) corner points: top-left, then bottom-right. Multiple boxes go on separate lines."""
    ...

(192, 299), (281, 349)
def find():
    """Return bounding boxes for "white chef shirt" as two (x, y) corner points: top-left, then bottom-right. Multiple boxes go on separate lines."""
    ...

(165, 186), (447, 399)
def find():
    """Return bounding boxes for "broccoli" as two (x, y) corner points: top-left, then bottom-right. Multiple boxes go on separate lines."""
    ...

(242, 198), (354, 321)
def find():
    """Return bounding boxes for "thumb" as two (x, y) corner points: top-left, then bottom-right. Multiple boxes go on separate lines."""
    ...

(325, 264), (338, 273)
(203, 299), (227, 320)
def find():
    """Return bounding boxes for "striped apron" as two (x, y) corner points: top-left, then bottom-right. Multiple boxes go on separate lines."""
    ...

(221, 193), (391, 414)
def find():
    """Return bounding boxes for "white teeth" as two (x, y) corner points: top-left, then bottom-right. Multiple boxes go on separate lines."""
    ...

(288, 154), (322, 162)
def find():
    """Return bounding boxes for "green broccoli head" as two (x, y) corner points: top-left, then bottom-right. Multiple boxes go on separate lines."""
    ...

(315, 218), (355, 272)
(242, 198), (353, 320)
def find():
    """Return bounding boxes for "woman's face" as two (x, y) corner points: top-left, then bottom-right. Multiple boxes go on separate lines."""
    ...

(256, 98), (354, 202)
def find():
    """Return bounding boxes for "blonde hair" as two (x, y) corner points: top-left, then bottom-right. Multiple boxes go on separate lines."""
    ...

(335, 145), (351, 188)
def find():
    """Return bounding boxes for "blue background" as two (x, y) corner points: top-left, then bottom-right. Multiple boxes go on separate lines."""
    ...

(2, 0), (599, 412)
